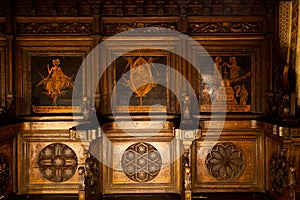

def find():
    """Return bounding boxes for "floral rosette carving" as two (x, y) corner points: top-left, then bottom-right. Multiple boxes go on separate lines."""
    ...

(206, 142), (246, 180)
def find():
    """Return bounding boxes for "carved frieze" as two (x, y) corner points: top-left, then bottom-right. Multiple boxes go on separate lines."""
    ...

(103, 22), (177, 35)
(121, 142), (162, 182)
(17, 22), (92, 35)
(0, 156), (10, 195)
(206, 142), (246, 181)
(37, 143), (78, 182)
(189, 22), (263, 34)
(8, 0), (276, 17)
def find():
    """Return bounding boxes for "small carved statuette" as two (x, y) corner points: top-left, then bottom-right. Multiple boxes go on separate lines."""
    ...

(183, 96), (191, 119)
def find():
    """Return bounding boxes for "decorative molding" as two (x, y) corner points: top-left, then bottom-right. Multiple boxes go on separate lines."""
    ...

(278, 1), (292, 61)
(0, 156), (10, 195)
(189, 22), (263, 34)
(37, 143), (78, 182)
(10, 0), (276, 17)
(17, 22), (93, 35)
(121, 142), (162, 182)
(103, 22), (177, 35)
(206, 142), (246, 181)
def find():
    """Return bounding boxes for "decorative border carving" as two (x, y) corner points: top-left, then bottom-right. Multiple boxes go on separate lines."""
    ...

(12, 0), (274, 17)
(17, 22), (92, 35)
(103, 22), (177, 35)
(189, 22), (263, 34)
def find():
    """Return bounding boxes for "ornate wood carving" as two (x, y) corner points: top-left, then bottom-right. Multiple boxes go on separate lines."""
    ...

(85, 154), (100, 196)
(206, 142), (246, 181)
(0, 155), (10, 195)
(189, 22), (263, 34)
(103, 22), (177, 35)
(121, 142), (162, 182)
(10, 0), (276, 17)
(37, 143), (78, 182)
(17, 22), (92, 35)
(270, 148), (287, 194)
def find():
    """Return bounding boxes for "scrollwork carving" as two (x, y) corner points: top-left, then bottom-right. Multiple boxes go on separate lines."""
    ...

(206, 142), (246, 180)
(190, 22), (263, 34)
(17, 22), (92, 34)
(103, 22), (177, 35)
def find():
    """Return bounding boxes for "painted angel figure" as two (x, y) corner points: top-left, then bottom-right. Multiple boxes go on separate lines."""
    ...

(37, 58), (74, 104)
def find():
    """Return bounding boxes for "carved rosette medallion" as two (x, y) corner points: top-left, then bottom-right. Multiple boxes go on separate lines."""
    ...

(0, 156), (10, 194)
(38, 143), (78, 182)
(206, 142), (246, 180)
(121, 142), (162, 182)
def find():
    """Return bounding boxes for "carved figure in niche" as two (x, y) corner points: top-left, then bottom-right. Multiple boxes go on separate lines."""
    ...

(183, 96), (191, 119)
(202, 83), (211, 105)
(37, 58), (74, 105)
(227, 57), (241, 80)
(122, 56), (157, 106)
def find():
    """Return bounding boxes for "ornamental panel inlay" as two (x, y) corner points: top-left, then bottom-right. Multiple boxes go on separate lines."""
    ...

(206, 142), (245, 180)
(38, 143), (78, 182)
(121, 142), (162, 182)
(0, 156), (10, 195)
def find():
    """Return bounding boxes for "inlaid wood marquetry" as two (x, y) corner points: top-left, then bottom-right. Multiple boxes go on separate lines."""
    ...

(37, 143), (78, 182)
(206, 142), (246, 181)
(121, 142), (162, 182)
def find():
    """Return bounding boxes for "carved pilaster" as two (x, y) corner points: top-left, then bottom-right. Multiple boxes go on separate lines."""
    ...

(175, 129), (201, 200)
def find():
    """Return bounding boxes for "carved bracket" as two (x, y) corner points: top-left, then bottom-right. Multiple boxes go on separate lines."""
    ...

(270, 148), (296, 199)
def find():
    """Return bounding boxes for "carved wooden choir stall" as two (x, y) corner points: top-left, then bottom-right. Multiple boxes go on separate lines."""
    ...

(0, 0), (300, 200)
